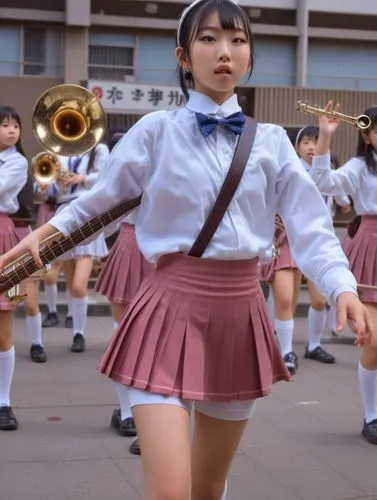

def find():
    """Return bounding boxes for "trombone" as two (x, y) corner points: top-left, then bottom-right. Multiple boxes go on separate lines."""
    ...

(296, 101), (371, 130)
(5, 83), (107, 304)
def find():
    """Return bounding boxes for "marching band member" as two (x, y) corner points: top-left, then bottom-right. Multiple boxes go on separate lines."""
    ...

(312, 102), (377, 445)
(0, 106), (28, 430)
(0, 3), (372, 497)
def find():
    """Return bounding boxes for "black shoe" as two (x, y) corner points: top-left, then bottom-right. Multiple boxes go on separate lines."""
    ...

(284, 351), (299, 375)
(65, 316), (73, 329)
(129, 437), (141, 455)
(42, 312), (59, 328)
(362, 419), (377, 445)
(304, 345), (336, 364)
(0, 406), (18, 430)
(110, 409), (137, 437)
(30, 344), (47, 363)
(71, 333), (85, 353)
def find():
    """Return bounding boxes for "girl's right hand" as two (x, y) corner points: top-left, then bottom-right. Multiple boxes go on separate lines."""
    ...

(318, 100), (341, 136)
(0, 231), (45, 272)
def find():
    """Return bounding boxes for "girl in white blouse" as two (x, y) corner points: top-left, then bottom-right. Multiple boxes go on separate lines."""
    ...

(312, 102), (377, 446)
(53, 144), (109, 353)
(0, 1), (372, 497)
(0, 106), (28, 431)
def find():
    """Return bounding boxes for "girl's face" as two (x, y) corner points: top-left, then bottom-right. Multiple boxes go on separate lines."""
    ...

(362, 125), (377, 152)
(176, 11), (251, 104)
(0, 117), (20, 152)
(296, 135), (317, 166)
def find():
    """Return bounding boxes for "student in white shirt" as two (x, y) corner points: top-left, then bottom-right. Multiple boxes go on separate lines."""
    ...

(0, 1), (372, 497)
(95, 127), (154, 449)
(52, 144), (109, 353)
(311, 102), (377, 445)
(0, 106), (28, 431)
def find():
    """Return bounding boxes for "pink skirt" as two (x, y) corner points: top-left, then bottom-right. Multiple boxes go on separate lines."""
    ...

(99, 253), (290, 402)
(0, 214), (18, 311)
(95, 223), (155, 305)
(14, 225), (31, 243)
(260, 233), (297, 282)
(342, 215), (377, 303)
(36, 202), (56, 227)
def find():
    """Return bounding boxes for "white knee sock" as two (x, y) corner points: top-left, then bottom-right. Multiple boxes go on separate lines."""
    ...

(0, 347), (15, 407)
(115, 382), (133, 420)
(307, 307), (327, 351)
(220, 480), (228, 500)
(26, 313), (43, 346)
(327, 305), (338, 333)
(275, 319), (294, 356)
(358, 363), (377, 423)
(45, 283), (57, 313)
(67, 291), (73, 318)
(72, 296), (88, 336)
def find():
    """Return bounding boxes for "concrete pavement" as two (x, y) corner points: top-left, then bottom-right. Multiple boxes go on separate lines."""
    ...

(2, 315), (377, 500)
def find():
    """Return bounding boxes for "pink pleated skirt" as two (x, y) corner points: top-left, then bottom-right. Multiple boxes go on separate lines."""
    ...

(342, 215), (377, 303)
(36, 202), (56, 227)
(14, 225), (32, 243)
(260, 233), (297, 282)
(0, 214), (18, 311)
(99, 253), (290, 402)
(95, 223), (155, 306)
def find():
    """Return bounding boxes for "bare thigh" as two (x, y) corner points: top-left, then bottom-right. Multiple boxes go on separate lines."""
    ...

(132, 404), (191, 500)
(191, 411), (248, 500)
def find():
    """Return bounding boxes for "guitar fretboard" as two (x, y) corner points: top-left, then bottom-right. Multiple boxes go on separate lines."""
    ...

(0, 195), (142, 295)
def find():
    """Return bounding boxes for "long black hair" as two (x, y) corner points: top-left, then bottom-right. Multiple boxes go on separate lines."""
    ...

(106, 126), (128, 152)
(176, 0), (254, 100)
(0, 106), (26, 157)
(356, 106), (377, 175)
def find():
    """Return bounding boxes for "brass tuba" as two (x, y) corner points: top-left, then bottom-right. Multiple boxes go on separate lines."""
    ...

(5, 84), (107, 304)
(32, 83), (107, 157)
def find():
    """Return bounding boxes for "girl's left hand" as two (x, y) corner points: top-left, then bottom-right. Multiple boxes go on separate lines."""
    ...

(336, 292), (373, 347)
(318, 100), (341, 136)
(62, 174), (86, 188)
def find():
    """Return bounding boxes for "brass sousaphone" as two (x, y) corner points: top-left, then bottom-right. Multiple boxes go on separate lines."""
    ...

(31, 83), (107, 184)
(7, 84), (107, 303)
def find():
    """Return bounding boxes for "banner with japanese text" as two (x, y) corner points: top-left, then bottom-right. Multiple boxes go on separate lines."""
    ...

(88, 81), (185, 114)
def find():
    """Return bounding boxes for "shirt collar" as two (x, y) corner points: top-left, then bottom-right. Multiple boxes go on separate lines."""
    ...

(300, 158), (311, 172)
(0, 146), (17, 163)
(186, 90), (242, 118)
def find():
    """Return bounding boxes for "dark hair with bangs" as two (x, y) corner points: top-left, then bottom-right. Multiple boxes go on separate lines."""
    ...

(356, 106), (377, 175)
(106, 126), (129, 152)
(295, 125), (319, 147)
(177, 0), (254, 100)
(0, 106), (26, 157)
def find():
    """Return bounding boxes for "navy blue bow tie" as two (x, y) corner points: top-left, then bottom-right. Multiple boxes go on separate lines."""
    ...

(195, 111), (245, 137)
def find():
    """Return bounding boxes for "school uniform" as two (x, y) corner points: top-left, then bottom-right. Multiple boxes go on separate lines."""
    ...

(54, 143), (109, 261)
(35, 183), (58, 227)
(95, 212), (155, 306)
(312, 150), (377, 444)
(48, 91), (356, 415)
(0, 146), (28, 310)
(312, 152), (377, 303)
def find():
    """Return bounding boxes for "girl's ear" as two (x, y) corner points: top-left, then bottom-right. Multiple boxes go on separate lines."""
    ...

(361, 131), (370, 145)
(175, 46), (190, 70)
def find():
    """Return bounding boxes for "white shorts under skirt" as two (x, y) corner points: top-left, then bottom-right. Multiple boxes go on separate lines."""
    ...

(127, 387), (256, 421)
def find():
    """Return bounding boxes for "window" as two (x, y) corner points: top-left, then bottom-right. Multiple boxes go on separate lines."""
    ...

(0, 25), (63, 77)
(88, 45), (134, 81)
(23, 28), (46, 75)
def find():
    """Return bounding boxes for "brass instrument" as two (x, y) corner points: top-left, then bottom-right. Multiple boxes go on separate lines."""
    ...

(31, 151), (74, 185)
(4, 83), (107, 304)
(296, 101), (371, 131)
(32, 83), (107, 157)
(272, 214), (285, 258)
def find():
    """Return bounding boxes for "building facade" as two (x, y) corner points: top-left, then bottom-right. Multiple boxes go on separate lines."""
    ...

(1, 0), (377, 160)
